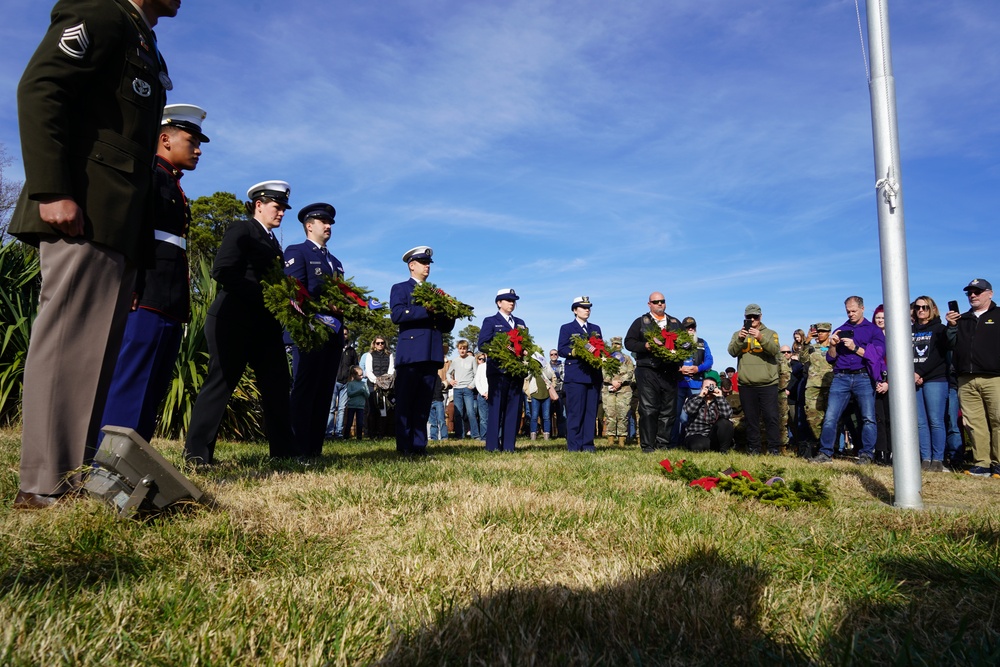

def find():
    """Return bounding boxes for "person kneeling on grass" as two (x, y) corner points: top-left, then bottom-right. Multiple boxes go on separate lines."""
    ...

(682, 370), (734, 452)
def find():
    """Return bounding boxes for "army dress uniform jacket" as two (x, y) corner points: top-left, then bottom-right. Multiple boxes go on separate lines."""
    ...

(136, 156), (191, 322)
(11, 0), (168, 265)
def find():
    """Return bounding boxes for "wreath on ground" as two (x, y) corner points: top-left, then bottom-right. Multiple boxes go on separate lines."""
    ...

(411, 281), (475, 320)
(480, 326), (542, 378)
(644, 327), (697, 365)
(263, 263), (385, 352)
(569, 333), (621, 376)
(659, 458), (831, 508)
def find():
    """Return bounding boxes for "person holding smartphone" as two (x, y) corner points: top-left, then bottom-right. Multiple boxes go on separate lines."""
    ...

(682, 370), (734, 452)
(727, 303), (781, 455)
(809, 296), (885, 465)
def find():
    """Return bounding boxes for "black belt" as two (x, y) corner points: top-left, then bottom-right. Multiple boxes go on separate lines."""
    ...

(835, 369), (866, 375)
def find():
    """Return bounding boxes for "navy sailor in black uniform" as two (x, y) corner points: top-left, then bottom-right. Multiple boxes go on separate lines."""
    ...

(184, 181), (296, 463)
(99, 104), (208, 446)
(558, 296), (604, 452)
(284, 203), (345, 458)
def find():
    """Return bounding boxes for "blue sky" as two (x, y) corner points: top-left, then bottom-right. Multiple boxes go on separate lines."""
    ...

(2, 0), (999, 366)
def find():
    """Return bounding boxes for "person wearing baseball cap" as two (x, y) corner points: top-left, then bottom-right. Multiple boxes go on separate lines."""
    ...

(477, 288), (527, 452)
(184, 180), (296, 464)
(390, 246), (456, 456)
(99, 104), (210, 451)
(558, 296), (605, 452)
(947, 278), (1000, 476)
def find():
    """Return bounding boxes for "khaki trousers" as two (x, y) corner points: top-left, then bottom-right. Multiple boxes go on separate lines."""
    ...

(957, 375), (1000, 468)
(19, 238), (134, 495)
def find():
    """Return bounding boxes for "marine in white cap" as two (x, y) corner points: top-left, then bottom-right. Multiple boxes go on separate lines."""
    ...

(99, 102), (210, 449)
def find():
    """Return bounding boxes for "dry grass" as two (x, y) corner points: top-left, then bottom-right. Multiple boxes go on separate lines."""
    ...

(2, 428), (999, 665)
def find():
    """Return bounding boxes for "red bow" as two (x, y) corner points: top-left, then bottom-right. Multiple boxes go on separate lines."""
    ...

(335, 281), (368, 307)
(689, 477), (721, 491)
(661, 329), (678, 350)
(507, 328), (524, 357)
(293, 278), (310, 305)
(589, 335), (606, 358)
(659, 458), (685, 473)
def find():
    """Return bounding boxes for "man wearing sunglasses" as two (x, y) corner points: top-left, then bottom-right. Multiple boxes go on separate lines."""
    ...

(947, 278), (1000, 478)
(624, 292), (683, 452)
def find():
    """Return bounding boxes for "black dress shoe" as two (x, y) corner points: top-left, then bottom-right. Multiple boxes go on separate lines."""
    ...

(13, 490), (63, 510)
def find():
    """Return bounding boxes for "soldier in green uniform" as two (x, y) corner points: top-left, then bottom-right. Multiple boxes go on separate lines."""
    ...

(799, 323), (834, 457)
(602, 336), (635, 447)
(10, 0), (180, 509)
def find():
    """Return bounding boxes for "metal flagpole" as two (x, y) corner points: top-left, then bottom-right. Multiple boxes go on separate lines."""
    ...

(865, 0), (922, 509)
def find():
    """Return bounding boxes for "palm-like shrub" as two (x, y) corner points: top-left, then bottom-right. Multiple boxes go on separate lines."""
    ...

(0, 242), (39, 426)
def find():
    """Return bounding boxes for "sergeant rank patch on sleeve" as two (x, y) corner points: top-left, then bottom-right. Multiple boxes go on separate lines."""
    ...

(58, 22), (90, 60)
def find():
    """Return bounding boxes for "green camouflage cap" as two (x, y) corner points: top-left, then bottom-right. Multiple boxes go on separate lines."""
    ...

(815, 322), (832, 331)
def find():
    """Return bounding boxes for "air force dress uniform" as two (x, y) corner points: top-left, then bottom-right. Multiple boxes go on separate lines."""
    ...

(285, 203), (345, 457)
(184, 181), (295, 463)
(99, 104), (209, 446)
(389, 247), (457, 455)
(10, 0), (171, 498)
(558, 297), (604, 452)
(477, 289), (527, 452)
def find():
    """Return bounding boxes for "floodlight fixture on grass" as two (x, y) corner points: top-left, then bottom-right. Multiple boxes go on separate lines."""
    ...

(84, 426), (204, 517)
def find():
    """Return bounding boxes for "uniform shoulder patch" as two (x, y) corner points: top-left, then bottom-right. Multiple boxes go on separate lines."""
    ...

(58, 22), (90, 60)
(284, 257), (295, 267)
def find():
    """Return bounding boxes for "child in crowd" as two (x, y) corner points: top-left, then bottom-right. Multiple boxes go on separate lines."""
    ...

(344, 365), (369, 440)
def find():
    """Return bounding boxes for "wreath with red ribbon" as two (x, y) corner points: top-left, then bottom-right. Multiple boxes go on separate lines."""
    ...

(480, 326), (542, 377)
(569, 333), (621, 376)
(643, 327), (696, 364)
(263, 262), (386, 352)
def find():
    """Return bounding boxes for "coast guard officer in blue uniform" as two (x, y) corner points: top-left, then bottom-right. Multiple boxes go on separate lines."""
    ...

(184, 181), (296, 464)
(389, 246), (456, 456)
(99, 104), (209, 446)
(558, 296), (604, 452)
(477, 289), (526, 452)
(284, 202), (344, 458)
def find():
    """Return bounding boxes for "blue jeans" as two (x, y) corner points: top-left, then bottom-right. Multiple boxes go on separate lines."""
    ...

(820, 372), (876, 457)
(429, 400), (446, 440)
(945, 385), (964, 463)
(325, 381), (348, 437)
(476, 393), (489, 440)
(529, 396), (551, 434)
(452, 387), (480, 438)
(915, 380), (948, 461)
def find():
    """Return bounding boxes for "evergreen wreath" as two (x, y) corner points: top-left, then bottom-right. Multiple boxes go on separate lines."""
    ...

(569, 333), (621, 376)
(644, 327), (697, 365)
(411, 281), (475, 320)
(659, 459), (831, 508)
(480, 326), (543, 377)
(262, 263), (385, 352)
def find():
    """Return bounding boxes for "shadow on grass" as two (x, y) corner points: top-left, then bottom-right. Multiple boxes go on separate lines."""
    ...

(822, 553), (1000, 665)
(377, 547), (809, 666)
(843, 469), (893, 505)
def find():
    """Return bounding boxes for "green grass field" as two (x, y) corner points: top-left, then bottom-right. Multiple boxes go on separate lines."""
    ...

(2, 430), (999, 666)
